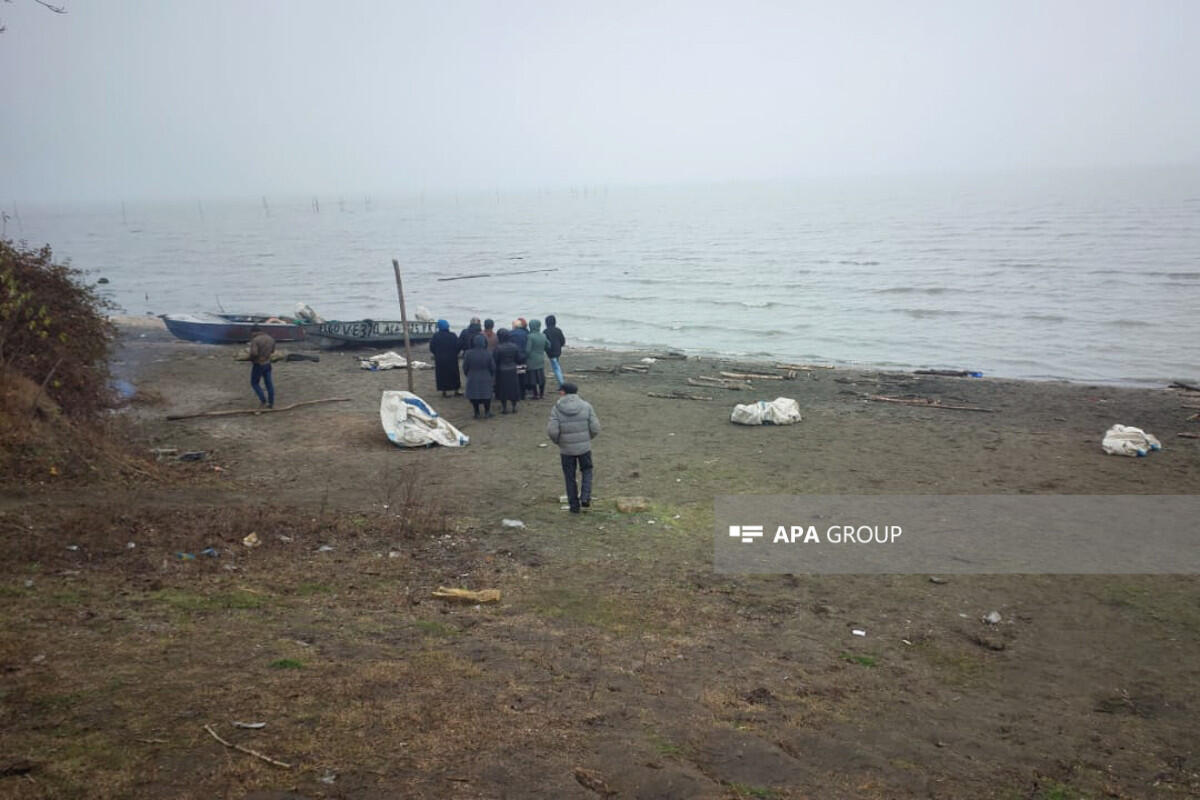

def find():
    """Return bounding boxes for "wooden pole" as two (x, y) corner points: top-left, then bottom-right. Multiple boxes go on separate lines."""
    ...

(392, 259), (415, 393)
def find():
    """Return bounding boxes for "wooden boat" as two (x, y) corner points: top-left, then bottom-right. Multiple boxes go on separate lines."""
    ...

(160, 312), (307, 344)
(305, 318), (438, 349)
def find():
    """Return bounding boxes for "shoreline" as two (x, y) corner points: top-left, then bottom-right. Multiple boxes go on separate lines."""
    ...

(111, 315), (1192, 391)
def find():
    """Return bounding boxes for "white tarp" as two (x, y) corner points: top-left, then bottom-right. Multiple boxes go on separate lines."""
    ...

(731, 397), (803, 426)
(1101, 424), (1162, 457)
(361, 351), (430, 371)
(380, 391), (470, 448)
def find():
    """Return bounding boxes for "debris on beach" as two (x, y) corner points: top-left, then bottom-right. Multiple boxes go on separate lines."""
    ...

(432, 586), (501, 603)
(730, 397), (802, 426)
(867, 395), (995, 413)
(1101, 425), (1162, 457)
(914, 369), (984, 378)
(983, 611), (1003, 625)
(616, 497), (651, 513)
(242, 532), (261, 548)
(689, 376), (750, 391)
(501, 519), (526, 528)
(380, 391), (469, 448)
(647, 391), (712, 401)
(360, 352), (430, 371)
(721, 370), (787, 381)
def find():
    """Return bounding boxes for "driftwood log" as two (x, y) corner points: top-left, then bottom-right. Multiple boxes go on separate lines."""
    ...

(689, 377), (749, 390)
(1169, 381), (1200, 392)
(776, 362), (833, 371)
(720, 371), (785, 381)
(167, 397), (351, 421)
(868, 395), (996, 413)
(647, 391), (712, 401)
(913, 369), (977, 377)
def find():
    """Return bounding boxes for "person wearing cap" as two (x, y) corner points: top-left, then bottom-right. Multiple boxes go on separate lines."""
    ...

(546, 382), (601, 513)
(248, 325), (276, 408)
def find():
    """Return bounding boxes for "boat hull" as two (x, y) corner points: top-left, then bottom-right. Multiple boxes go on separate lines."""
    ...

(307, 319), (438, 349)
(161, 313), (307, 344)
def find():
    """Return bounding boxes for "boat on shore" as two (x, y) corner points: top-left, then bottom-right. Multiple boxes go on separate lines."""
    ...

(305, 318), (438, 349)
(160, 312), (307, 344)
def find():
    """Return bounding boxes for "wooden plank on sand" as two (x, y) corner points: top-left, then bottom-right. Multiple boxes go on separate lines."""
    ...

(167, 397), (351, 421)
(868, 395), (995, 413)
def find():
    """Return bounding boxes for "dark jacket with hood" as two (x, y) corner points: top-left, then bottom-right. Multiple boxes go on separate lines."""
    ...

(544, 315), (565, 359)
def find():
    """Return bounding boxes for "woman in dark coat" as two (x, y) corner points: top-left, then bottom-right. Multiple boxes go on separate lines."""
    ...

(428, 319), (462, 397)
(461, 334), (495, 418)
(492, 328), (522, 414)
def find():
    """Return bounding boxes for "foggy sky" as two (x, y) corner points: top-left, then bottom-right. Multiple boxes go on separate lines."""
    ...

(2, 0), (1197, 203)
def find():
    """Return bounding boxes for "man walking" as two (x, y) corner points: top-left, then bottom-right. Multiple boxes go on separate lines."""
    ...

(248, 325), (276, 408)
(546, 382), (600, 513)
(544, 314), (566, 387)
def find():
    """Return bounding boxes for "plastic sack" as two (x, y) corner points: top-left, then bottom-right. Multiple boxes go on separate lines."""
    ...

(731, 397), (803, 426)
(1101, 424), (1162, 457)
(380, 391), (469, 448)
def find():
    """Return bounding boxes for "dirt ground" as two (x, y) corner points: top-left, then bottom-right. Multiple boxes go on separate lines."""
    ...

(0, 319), (1197, 799)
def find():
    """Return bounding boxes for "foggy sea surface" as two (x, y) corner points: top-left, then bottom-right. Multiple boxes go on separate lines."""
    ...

(15, 170), (1200, 385)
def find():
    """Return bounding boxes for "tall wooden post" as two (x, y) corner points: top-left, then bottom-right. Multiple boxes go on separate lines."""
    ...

(392, 259), (415, 393)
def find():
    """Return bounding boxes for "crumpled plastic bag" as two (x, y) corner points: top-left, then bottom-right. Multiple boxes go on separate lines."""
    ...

(1102, 424), (1162, 457)
(731, 397), (803, 426)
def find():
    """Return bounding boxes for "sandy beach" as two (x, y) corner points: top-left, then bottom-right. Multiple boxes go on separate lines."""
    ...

(0, 318), (1197, 798)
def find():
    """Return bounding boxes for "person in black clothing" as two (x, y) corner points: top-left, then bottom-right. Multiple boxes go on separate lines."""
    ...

(492, 328), (522, 414)
(429, 319), (462, 397)
(545, 314), (566, 387)
(458, 317), (482, 354)
(462, 334), (495, 418)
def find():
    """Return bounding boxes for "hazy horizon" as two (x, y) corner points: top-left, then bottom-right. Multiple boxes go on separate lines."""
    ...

(2, 0), (1198, 204)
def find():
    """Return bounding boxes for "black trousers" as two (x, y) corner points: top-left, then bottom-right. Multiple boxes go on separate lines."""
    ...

(560, 451), (594, 510)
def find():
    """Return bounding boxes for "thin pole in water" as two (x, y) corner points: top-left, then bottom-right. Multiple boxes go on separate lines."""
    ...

(392, 259), (415, 393)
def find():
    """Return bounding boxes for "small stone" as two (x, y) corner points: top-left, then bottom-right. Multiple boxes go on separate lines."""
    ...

(616, 497), (651, 513)
(983, 611), (1002, 625)
(928, 576), (948, 585)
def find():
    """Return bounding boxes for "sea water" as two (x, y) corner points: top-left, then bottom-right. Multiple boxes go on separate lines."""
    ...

(10, 167), (1199, 384)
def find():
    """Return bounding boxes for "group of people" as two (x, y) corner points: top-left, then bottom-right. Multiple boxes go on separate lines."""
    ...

(428, 315), (567, 418)
(244, 316), (597, 514)
(427, 313), (598, 513)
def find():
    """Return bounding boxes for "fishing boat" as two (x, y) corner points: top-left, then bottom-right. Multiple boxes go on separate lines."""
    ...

(159, 312), (307, 344)
(305, 318), (439, 349)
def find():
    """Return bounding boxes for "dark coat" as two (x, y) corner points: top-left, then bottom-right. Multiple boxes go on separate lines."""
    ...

(493, 341), (522, 403)
(461, 340), (495, 401)
(508, 327), (529, 361)
(458, 324), (481, 353)
(429, 330), (462, 391)
(545, 324), (565, 359)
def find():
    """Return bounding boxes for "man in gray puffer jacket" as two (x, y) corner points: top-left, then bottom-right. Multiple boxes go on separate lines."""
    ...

(547, 382), (601, 513)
